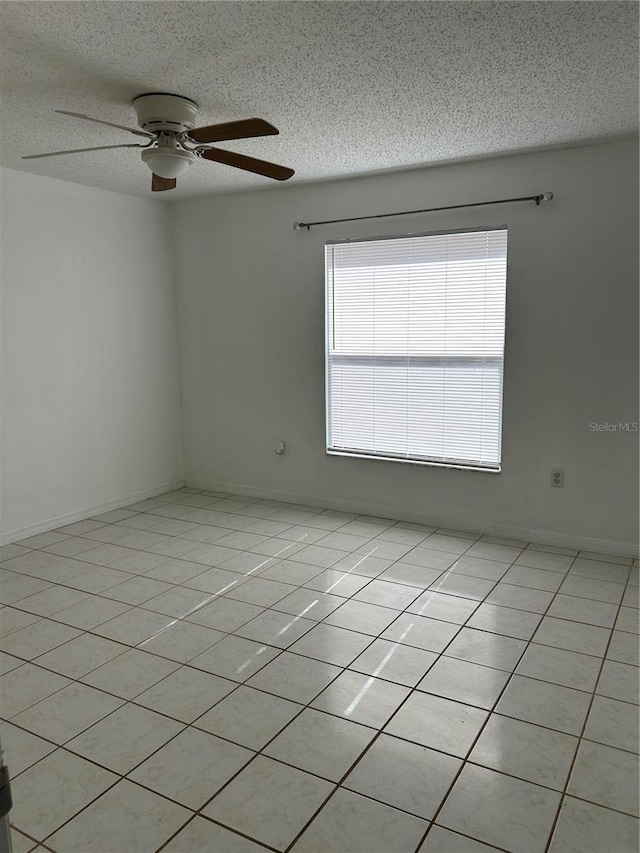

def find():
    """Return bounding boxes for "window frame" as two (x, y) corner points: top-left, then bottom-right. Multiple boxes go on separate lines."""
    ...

(324, 225), (509, 473)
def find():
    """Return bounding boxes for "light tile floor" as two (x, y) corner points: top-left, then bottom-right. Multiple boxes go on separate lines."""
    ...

(0, 488), (638, 852)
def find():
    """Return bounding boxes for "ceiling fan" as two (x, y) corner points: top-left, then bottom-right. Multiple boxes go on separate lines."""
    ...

(22, 93), (295, 191)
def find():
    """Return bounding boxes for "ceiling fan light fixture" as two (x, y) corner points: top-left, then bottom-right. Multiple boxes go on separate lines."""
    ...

(141, 147), (194, 179)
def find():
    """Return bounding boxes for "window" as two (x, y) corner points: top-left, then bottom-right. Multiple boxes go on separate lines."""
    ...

(325, 227), (508, 471)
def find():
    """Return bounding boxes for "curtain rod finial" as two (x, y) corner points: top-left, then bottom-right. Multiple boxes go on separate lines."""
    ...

(293, 221), (307, 231)
(542, 191), (554, 201)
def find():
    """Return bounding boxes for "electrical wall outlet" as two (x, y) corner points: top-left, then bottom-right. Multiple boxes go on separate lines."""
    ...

(551, 468), (564, 488)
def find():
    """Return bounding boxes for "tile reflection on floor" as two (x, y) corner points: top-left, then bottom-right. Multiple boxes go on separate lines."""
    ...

(0, 487), (638, 852)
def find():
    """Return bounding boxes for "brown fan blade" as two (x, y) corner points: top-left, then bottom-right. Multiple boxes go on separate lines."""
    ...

(56, 110), (154, 138)
(188, 118), (278, 144)
(22, 143), (145, 160)
(200, 147), (294, 181)
(152, 174), (177, 192)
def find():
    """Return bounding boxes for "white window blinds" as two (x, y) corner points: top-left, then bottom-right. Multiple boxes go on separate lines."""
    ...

(325, 227), (508, 470)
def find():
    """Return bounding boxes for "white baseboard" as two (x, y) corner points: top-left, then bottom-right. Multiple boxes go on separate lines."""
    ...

(187, 477), (639, 558)
(4, 472), (636, 558)
(0, 478), (185, 546)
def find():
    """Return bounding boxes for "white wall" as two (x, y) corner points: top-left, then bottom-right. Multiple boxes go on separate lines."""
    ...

(0, 168), (183, 541)
(172, 138), (639, 554)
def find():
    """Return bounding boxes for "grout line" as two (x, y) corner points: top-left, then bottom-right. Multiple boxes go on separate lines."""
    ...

(3, 574), (637, 723)
(541, 567), (639, 853)
(2, 551), (632, 638)
(2, 493), (637, 851)
(411, 570), (577, 850)
(3, 558), (637, 726)
(155, 812), (280, 853)
(2, 540), (633, 617)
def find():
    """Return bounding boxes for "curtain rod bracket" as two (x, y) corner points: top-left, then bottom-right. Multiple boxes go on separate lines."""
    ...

(293, 191), (554, 231)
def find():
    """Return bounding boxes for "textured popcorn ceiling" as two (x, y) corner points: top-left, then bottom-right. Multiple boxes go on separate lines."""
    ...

(0, 1), (637, 200)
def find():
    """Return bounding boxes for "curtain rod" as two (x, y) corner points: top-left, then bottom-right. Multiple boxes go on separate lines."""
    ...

(292, 191), (554, 231)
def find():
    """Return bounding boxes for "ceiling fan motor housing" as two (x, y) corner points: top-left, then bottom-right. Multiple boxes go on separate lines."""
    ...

(133, 93), (198, 133)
